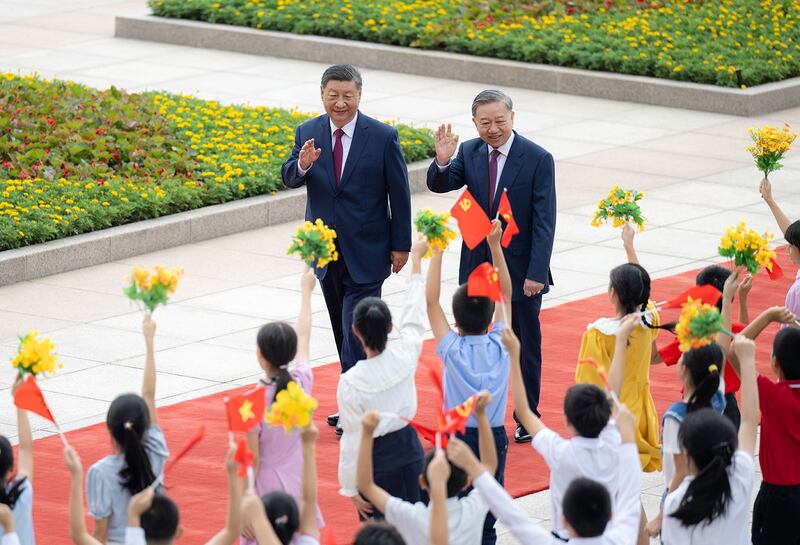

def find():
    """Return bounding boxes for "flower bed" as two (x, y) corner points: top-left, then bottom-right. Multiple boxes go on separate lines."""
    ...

(0, 74), (434, 250)
(148, 0), (800, 89)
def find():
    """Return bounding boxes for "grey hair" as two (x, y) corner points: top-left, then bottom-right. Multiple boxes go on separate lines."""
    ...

(321, 64), (363, 90)
(471, 89), (513, 116)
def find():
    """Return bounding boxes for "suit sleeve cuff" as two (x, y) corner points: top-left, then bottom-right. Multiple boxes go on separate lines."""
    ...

(297, 162), (311, 176)
(435, 159), (450, 171)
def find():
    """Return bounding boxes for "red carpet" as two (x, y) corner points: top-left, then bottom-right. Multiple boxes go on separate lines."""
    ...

(29, 253), (794, 544)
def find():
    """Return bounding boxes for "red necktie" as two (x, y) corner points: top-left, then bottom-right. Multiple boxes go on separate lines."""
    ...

(488, 148), (500, 209)
(333, 128), (344, 185)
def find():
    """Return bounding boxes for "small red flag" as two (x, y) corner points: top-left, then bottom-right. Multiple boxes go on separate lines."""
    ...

(438, 395), (476, 436)
(165, 425), (205, 474)
(225, 387), (266, 433)
(768, 258), (784, 280)
(498, 191), (519, 248)
(450, 189), (492, 250)
(321, 527), (337, 545)
(664, 284), (721, 309)
(14, 375), (55, 423)
(404, 419), (446, 448)
(467, 262), (501, 302)
(234, 438), (254, 477)
(658, 339), (682, 367)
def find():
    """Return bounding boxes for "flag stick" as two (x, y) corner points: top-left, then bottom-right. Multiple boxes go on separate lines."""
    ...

(435, 432), (442, 451)
(247, 466), (255, 492)
(149, 472), (164, 491)
(53, 420), (70, 448)
(228, 431), (235, 448)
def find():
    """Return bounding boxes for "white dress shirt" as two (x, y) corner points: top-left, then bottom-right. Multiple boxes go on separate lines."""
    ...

(472, 443), (642, 545)
(1, 533), (20, 545)
(337, 274), (426, 497)
(297, 113), (359, 177)
(437, 132), (515, 198)
(125, 527), (145, 545)
(386, 490), (489, 545)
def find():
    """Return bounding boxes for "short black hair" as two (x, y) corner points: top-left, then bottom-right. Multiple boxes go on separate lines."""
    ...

(785, 220), (800, 250)
(421, 448), (468, 498)
(354, 522), (406, 545)
(695, 265), (729, 310)
(321, 64), (362, 90)
(774, 327), (800, 380)
(141, 495), (180, 544)
(353, 297), (393, 353)
(563, 478), (611, 538)
(452, 284), (494, 334)
(563, 384), (611, 438)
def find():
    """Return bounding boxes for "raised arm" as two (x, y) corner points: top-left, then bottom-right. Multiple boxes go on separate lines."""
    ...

(63, 447), (102, 545)
(386, 129), (412, 257)
(718, 268), (742, 359)
(738, 275), (752, 324)
(12, 376), (32, 480)
(281, 127), (316, 189)
(426, 250), (451, 341)
(502, 328), (545, 439)
(426, 124), (464, 194)
(355, 412), (389, 515)
(487, 220), (513, 324)
(427, 448), (450, 545)
(206, 446), (242, 545)
(621, 223), (639, 266)
(760, 177), (794, 235)
(296, 269), (316, 363)
(474, 391), (498, 475)
(141, 315), (158, 426)
(732, 335), (759, 456)
(298, 423), (320, 538)
(610, 314), (640, 398)
(396, 239), (428, 343)
(605, 404), (643, 545)
(240, 492), (282, 545)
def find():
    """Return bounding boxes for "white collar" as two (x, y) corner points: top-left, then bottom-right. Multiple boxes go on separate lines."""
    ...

(330, 113), (358, 139)
(586, 312), (653, 335)
(487, 132), (515, 157)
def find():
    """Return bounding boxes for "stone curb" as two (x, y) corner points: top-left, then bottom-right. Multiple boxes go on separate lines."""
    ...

(115, 13), (800, 116)
(0, 161), (431, 287)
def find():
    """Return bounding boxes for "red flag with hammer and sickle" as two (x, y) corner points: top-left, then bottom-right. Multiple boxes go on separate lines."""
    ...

(498, 190), (519, 248)
(450, 189), (492, 250)
(467, 262), (501, 302)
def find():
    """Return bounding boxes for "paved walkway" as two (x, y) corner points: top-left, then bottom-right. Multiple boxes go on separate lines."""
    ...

(1, 0), (797, 540)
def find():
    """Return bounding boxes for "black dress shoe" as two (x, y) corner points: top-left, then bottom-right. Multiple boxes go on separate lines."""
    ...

(335, 425), (343, 436)
(327, 412), (339, 427)
(514, 424), (532, 444)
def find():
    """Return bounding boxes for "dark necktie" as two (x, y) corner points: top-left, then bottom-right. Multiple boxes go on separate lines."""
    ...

(489, 148), (501, 209)
(333, 128), (344, 185)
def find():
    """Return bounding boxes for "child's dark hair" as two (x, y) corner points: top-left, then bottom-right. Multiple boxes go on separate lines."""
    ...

(141, 495), (180, 544)
(262, 491), (299, 545)
(774, 327), (800, 380)
(784, 220), (800, 250)
(257, 322), (297, 399)
(452, 284), (494, 335)
(670, 408), (737, 527)
(681, 342), (723, 412)
(0, 436), (26, 509)
(354, 522), (406, 545)
(610, 263), (671, 331)
(421, 448), (467, 498)
(107, 394), (155, 495)
(563, 384), (611, 439)
(353, 297), (392, 353)
(695, 265), (729, 311)
(562, 478), (611, 537)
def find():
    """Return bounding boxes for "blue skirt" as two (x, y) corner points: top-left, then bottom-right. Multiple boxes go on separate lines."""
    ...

(369, 424), (424, 519)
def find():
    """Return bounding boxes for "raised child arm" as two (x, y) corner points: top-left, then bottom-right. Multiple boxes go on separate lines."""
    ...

(474, 391), (498, 475)
(63, 447), (102, 545)
(427, 449), (450, 545)
(355, 412), (390, 515)
(502, 328), (545, 439)
(487, 220), (513, 324)
(298, 423), (320, 538)
(295, 269), (316, 363)
(12, 377), (32, 480)
(731, 335), (759, 456)
(622, 223), (640, 266)
(206, 446), (242, 545)
(760, 177), (794, 235)
(426, 248), (451, 341)
(141, 315), (158, 426)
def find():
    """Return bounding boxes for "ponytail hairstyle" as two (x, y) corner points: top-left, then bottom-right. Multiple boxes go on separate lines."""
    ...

(681, 342), (723, 413)
(0, 436), (26, 509)
(261, 491), (299, 545)
(352, 297), (392, 354)
(609, 263), (673, 331)
(257, 322), (298, 400)
(107, 394), (155, 495)
(669, 408), (737, 527)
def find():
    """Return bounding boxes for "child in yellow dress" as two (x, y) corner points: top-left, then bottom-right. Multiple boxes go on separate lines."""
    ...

(575, 224), (662, 473)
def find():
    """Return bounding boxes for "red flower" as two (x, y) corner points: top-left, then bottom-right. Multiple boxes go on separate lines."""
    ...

(486, 15), (494, 23)
(96, 129), (105, 135)
(567, 6), (576, 14)
(97, 179), (106, 185)
(112, 153), (120, 159)
(46, 118), (55, 125)
(1, 161), (11, 169)
(604, 0), (614, 6)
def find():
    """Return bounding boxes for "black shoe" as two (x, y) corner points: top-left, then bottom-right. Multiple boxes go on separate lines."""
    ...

(335, 425), (343, 436)
(327, 412), (339, 427)
(514, 424), (532, 444)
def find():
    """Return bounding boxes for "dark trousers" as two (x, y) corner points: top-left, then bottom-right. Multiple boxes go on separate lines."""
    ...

(723, 392), (741, 430)
(752, 481), (800, 545)
(363, 425), (424, 521)
(512, 295), (543, 423)
(320, 256), (383, 373)
(457, 426), (509, 545)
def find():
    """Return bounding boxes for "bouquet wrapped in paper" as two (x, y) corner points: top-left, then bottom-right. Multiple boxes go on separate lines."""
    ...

(123, 266), (184, 314)
(747, 123), (797, 178)
(414, 209), (457, 258)
(287, 219), (338, 268)
(266, 381), (319, 433)
(591, 185), (645, 231)
(676, 297), (730, 353)
(718, 222), (777, 276)
(12, 331), (61, 378)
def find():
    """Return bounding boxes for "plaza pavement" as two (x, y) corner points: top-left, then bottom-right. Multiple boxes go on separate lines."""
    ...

(2, 0), (800, 540)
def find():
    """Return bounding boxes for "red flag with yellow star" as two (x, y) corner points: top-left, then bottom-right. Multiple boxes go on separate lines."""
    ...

(225, 387), (266, 432)
(450, 189), (492, 250)
(467, 262), (501, 302)
(498, 191), (519, 248)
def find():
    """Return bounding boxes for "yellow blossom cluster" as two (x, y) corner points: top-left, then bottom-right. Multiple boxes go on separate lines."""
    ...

(414, 209), (457, 258)
(718, 222), (776, 275)
(287, 218), (338, 268)
(747, 123), (798, 176)
(675, 297), (724, 353)
(266, 381), (318, 432)
(591, 185), (645, 230)
(124, 266), (184, 313)
(11, 331), (62, 377)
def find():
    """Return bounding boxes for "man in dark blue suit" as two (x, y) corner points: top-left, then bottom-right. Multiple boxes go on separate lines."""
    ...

(427, 90), (556, 443)
(282, 65), (412, 431)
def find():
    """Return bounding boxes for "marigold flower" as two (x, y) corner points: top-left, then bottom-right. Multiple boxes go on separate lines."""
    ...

(265, 381), (318, 433)
(592, 185), (645, 231)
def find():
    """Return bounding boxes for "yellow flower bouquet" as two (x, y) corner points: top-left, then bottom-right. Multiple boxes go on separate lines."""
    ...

(718, 222), (776, 275)
(747, 123), (798, 178)
(591, 185), (645, 231)
(287, 219), (338, 268)
(675, 298), (731, 353)
(265, 381), (319, 433)
(414, 209), (457, 258)
(12, 331), (61, 377)
(123, 266), (184, 314)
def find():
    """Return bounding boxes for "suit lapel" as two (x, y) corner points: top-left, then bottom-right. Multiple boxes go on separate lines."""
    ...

(316, 115), (337, 193)
(471, 143), (491, 213)
(491, 135), (524, 214)
(338, 112), (368, 190)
